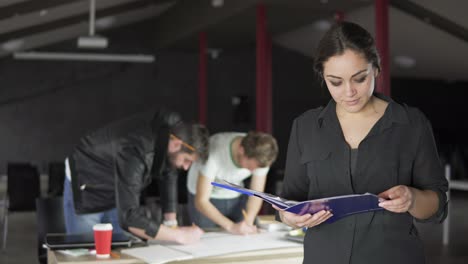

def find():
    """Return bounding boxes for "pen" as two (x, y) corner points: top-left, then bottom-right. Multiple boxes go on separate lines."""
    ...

(110, 251), (120, 259)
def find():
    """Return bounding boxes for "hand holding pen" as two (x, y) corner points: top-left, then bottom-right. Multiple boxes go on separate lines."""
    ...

(224, 209), (258, 235)
(240, 209), (258, 235)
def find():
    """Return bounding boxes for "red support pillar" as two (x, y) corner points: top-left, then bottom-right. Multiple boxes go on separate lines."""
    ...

(335, 10), (345, 22)
(265, 36), (272, 133)
(198, 32), (207, 124)
(375, 0), (391, 96)
(256, 3), (272, 133)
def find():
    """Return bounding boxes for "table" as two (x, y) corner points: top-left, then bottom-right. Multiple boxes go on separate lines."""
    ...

(174, 246), (303, 264)
(48, 249), (144, 264)
(47, 216), (303, 264)
(48, 246), (303, 264)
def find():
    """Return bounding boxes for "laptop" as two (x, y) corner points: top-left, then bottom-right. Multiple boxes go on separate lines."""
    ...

(45, 233), (143, 249)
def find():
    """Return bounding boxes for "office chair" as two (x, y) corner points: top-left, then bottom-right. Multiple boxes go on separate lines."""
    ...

(36, 197), (65, 264)
(48, 161), (65, 197)
(1, 163), (41, 250)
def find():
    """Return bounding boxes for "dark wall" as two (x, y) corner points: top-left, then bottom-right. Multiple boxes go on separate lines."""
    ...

(392, 78), (468, 180)
(392, 78), (468, 146)
(206, 48), (256, 133)
(0, 55), (202, 174)
(272, 46), (329, 171)
(0, 20), (199, 174)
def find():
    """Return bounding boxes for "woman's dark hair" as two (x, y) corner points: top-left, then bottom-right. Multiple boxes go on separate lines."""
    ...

(313, 21), (381, 80)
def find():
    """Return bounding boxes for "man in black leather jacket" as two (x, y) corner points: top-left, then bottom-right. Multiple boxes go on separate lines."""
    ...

(63, 108), (209, 244)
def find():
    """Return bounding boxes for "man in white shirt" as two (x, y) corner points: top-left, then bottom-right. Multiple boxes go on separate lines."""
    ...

(186, 131), (278, 235)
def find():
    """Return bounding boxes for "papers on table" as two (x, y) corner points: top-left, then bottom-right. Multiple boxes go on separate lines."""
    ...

(121, 231), (299, 264)
(121, 245), (192, 264)
(170, 231), (298, 258)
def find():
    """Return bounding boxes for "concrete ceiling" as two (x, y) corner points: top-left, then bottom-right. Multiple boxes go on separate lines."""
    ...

(275, 0), (468, 81)
(0, 0), (467, 81)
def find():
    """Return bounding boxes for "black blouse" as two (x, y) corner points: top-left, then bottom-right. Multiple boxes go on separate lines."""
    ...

(281, 94), (448, 264)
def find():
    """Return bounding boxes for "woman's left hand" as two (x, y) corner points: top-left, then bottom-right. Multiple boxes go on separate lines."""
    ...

(378, 185), (415, 213)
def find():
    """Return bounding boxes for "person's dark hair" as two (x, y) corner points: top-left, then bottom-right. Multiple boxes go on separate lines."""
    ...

(170, 122), (209, 162)
(313, 21), (381, 80)
(240, 131), (278, 167)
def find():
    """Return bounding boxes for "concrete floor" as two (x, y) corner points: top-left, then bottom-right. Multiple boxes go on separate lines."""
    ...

(417, 190), (468, 264)
(0, 177), (467, 264)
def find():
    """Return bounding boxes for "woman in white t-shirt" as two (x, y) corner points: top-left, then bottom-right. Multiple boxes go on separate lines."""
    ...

(186, 131), (278, 235)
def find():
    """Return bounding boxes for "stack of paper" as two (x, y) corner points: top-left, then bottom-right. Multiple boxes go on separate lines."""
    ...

(122, 245), (192, 264)
(122, 231), (299, 264)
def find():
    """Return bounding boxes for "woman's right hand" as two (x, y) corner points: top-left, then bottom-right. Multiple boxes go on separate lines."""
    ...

(175, 224), (204, 244)
(273, 205), (333, 229)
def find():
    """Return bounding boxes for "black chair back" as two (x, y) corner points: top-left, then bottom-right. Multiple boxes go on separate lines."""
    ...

(48, 162), (65, 197)
(7, 163), (40, 211)
(36, 197), (65, 264)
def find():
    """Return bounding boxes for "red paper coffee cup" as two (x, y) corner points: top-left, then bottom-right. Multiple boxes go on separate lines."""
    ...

(93, 223), (113, 258)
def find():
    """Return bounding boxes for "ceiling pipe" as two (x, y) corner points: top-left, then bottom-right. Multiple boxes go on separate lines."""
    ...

(89, 0), (96, 36)
(14, 51), (155, 63)
(391, 0), (468, 43)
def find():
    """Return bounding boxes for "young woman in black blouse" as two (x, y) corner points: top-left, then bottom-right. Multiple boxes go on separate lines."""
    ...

(276, 21), (448, 264)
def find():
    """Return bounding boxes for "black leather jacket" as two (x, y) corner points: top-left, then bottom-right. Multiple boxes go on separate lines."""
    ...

(69, 108), (181, 237)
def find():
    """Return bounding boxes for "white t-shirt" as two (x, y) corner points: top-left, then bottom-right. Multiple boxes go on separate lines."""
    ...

(187, 132), (270, 199)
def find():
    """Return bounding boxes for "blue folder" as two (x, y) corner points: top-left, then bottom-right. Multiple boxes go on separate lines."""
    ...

(211, 180), (384, 223)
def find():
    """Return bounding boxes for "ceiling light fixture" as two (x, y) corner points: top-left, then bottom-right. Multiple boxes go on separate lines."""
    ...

(394, 55), (416, 68)
(77, 0), (108, 49)
(313, 19), (332, 31)
(14, 52), (154, 63)
(96, 17), (116, 30)
(2, 39), (24, 51)
(212, 0), (224, 8)
(12, 0), (156, 63)
(207, 48), (222, 59)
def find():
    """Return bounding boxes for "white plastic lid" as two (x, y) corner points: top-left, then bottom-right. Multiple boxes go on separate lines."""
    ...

(93, 223), (113, 231)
